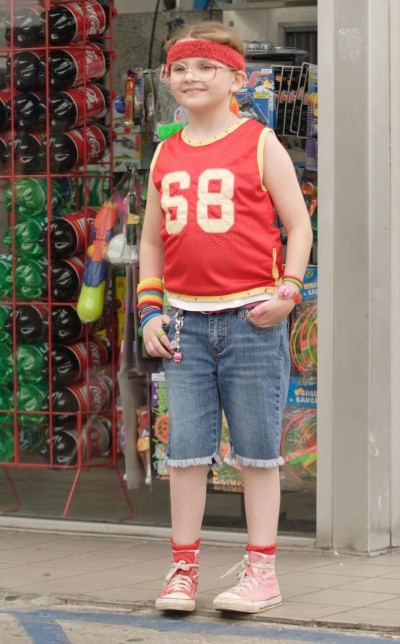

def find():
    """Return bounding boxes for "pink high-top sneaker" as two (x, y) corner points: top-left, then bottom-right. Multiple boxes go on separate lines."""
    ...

(213, 551), (282, 613)
(155, 545), (200, 612)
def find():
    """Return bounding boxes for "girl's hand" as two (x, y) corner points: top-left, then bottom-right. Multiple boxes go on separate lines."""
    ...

(247, 299), (294, 328)
(143, 315), (173, 358)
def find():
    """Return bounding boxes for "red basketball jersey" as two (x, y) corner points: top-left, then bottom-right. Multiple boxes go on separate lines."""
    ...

(151, 118), (283, 299)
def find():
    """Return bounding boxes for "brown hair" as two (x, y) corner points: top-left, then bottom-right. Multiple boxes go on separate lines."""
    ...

(164, 20), (244, 56)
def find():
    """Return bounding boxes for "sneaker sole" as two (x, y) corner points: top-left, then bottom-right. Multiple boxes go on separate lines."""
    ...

(213, 595), (282, 614)
(155, 597), (195, 612)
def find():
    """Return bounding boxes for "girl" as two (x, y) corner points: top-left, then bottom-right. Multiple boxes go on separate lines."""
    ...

(138, 20), (313, 614)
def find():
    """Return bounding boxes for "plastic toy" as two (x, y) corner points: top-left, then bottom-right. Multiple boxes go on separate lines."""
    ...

(77, 170), (131, 322)
(281, 408), (317, 490)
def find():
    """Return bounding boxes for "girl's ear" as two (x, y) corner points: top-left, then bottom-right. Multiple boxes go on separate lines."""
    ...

(232, 69), (247, 92)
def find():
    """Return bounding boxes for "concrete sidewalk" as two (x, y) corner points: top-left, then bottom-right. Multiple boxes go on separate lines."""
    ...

(0, 529), (399, 635)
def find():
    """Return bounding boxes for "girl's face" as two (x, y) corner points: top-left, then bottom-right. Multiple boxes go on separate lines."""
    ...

(166, 56), (245, 112)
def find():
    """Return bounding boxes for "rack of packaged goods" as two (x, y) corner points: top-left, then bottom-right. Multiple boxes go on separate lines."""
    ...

(0, 0), (133, 518)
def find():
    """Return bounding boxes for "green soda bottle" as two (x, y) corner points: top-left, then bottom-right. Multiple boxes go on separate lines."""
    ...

(5, 177), (47, 218)
(0, 254), (13, 298)
(0, 425), (15, 463)
(5, 177), (75, 218)
(0, 386), (14, 425)
(17, 381), (48, 428)
(0, 305), (11, 343)
(16, 257), (48, 299)
(4, 215), (47, 257)
(0, 343), (14, 386)
(16, 342), (49, 384)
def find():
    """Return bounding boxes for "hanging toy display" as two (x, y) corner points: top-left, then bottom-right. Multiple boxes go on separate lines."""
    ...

(106, 167), (146, 266)
(302, 180), (318, 232)
(281, 407), (317, 490)
(289, 302), (318, 381)
(76, 170), (132, 323)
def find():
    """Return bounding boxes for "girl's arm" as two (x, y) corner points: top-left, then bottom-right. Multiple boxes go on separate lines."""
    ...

(263, 131), (313, 281)
(248, 131), (313, 327)
(139, 174), (173, 358)
(139, 174), (165, 280)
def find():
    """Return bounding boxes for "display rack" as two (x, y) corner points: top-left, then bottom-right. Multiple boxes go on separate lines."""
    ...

(0, 0), (133, 519)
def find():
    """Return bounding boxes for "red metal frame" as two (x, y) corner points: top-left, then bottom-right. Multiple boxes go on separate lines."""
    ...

(0, 0), (133, 520)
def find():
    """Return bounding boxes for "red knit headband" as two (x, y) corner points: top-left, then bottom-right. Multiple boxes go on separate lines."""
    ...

(166, 39), (246, 72)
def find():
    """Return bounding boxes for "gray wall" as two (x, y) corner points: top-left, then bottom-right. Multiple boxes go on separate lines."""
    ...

(112, 10), (220, 94)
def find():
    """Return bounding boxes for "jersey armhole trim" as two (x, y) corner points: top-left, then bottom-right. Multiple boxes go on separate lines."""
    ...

(149, 140), (164, 175)
(257, 127), (274, 192)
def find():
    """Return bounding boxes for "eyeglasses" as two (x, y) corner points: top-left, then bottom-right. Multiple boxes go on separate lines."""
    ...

(161, 61), (237, 84)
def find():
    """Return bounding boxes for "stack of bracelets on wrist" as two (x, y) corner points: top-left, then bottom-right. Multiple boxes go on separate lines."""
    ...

(137, 277), (164, 328)
(282, 274), (303, 291)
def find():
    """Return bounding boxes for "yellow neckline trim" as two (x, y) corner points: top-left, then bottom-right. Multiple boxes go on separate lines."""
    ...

(181, 117), (248, 147)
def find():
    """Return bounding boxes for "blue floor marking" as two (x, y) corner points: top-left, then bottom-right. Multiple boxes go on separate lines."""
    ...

(2, 609), (392, 643)
(12, 611), (72, 644)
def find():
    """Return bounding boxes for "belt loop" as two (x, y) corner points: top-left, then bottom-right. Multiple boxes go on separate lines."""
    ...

(238, 308), (245, 319)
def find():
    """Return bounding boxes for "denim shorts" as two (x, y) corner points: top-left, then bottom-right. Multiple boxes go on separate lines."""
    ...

(163, 308), (290, 469)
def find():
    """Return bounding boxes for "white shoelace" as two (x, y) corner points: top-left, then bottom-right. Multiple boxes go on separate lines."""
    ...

(220, 554), (274, 592)
(164, 560), (199, 593)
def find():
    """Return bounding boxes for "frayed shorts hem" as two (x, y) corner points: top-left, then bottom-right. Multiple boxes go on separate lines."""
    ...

(233, 452), (284, 468)
(165, 453), (223, 469)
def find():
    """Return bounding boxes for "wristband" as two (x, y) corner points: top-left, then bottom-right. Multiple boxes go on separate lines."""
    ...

(282, 275), (303, 291)
(277, 283), (302, 305)
(137, 277), (164, 328)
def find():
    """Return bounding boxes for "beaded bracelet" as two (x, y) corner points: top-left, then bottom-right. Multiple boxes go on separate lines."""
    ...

(282, 274), (303, 291)
(137, 277), (164, 328)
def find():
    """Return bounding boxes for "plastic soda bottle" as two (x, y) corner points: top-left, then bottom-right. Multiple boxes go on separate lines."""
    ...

(5, 177), (75, 218)
(0, 386), (14, 425)
(11, 304), (49, 342)
(0, 305), (12, 343)
(0, 426), (14, 463)
(0, 254), (13, 298)
(19, 425), (46, 454)
(0, 343), (14, 386)
(17, 382), (48, 428)
(16, 257), (47, 299)
(16, 342), (49, 384)
(4, 216), (47, 257)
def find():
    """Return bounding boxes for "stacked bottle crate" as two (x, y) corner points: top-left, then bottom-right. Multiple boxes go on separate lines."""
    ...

(0, 1), (117, 478)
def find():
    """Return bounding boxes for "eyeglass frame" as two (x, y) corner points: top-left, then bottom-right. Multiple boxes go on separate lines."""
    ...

(160, 61), (239, 84)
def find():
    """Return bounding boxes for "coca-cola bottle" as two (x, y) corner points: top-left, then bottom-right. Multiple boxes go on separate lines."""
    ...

(46, 0), (114, 46)
(8, 304), (49, 342)
(49, 124), (112, 173)
(50, 256), (85, 301)
(50, 210), (96, 259)
(0, 133), (11, 171)
(14, 133), (46, 174)
(49, 84), (109, 132)
(52, 335), (111, 387)
(7, 51), (46, 91)
(14, 91), (46, 132)
(5, 6), (46, 48)
(51, 305), (86, 343)
(0, 89), (14, 132)
(51, 303), (112, 343)
(40, 417), (112, 465)
(51, 374), (112, 425)
(48, 42), (110, 91)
